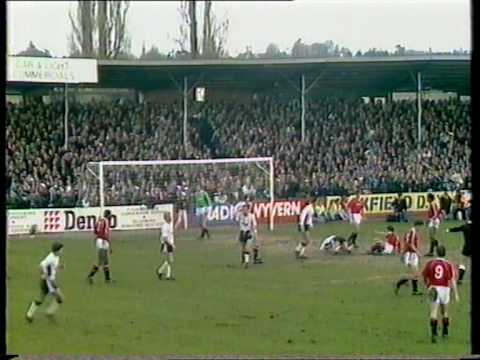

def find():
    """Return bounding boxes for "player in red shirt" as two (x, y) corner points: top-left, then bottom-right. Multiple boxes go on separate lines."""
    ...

(425, 193), (444, 257)
(87, 209), (113, 284)
(368, 226), (401, 255)
(395, 220), (423, 295)
(346, 193), (365, 248)
(422, 245), (459, 343)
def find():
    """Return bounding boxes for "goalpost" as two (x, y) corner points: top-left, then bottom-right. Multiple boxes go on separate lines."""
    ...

(85, 157), (275, 230)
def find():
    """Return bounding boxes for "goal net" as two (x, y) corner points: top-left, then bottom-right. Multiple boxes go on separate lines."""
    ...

(84, 157), (275, 230)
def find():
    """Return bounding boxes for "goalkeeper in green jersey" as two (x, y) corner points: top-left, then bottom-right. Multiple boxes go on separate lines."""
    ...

(194, 187), (212, 239)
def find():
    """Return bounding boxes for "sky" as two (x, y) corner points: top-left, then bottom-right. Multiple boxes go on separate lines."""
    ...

(7, 0), (471, 58)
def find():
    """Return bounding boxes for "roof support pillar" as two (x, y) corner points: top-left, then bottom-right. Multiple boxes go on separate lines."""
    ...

(281, 71), (325, 143)
(416, 71), (422, 150)
(169, 72), (206, 151)
(183, 76), (188, 149)
(301, 74), (306, 142)
(64, 83), (69, 150)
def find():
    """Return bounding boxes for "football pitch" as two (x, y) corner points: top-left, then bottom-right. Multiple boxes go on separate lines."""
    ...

(7, 220), (471, 356)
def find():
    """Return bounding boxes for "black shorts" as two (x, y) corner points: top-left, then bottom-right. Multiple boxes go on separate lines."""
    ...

(298, 224), (311, 233)
(161, 242), (174, 254)
(239, 230), (253, 244)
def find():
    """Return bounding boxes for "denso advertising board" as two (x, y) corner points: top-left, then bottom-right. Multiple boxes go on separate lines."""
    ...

(7, 205), (173, 235)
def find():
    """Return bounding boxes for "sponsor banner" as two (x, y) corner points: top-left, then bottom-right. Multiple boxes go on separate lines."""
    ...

(182, 191), (466, 227)
(7, 209), (45, 235)
(252, 200), (305, 224)
(184, 200), (306, 227)
(7, 205), (173, 235)
(7, 56), (98, 84)
(325, 191), (458, 215)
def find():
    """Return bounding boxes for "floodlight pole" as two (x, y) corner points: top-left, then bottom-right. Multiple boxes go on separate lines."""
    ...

(64, 83), (69, 149)
(417, 72), (422, 150)
(301, 74), (306, 142)
(183, 76), (188, 149)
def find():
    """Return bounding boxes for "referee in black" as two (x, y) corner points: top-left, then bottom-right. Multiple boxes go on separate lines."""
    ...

(446, 220), (471, 285)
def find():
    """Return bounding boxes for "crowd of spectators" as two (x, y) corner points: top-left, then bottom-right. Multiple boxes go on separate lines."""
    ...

(6, 96), (471, 209)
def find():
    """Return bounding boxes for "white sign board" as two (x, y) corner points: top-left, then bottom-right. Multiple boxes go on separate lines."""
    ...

(7, 56), (98, 84)
(7, 205), (173, 236)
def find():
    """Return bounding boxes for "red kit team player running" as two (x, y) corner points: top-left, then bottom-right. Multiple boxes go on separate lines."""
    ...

(425, 193), (444, 257)
(422, 245), (459, 343)
(395, 221), (424, 295)
(346, 193), (365, 248)
(87, 209), (114, 283)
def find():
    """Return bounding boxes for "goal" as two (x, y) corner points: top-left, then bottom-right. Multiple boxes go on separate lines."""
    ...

(84, 157), (275, 230)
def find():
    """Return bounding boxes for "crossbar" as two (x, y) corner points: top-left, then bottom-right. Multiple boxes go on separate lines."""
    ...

(88, 157), (273, 166)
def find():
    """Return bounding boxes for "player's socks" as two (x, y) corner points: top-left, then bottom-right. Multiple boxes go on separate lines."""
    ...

(46, 299), (59, 316)
(430, 318), (438, 341)
(458, 265), (466, 283)
(431, 320), (438, 344)
(411, 279), (419, 294)
(205, 229), (210, 239)
(295, 244), (301, 257)
(253, 248), (263, 263)
(159, 261), (168, 274)
(26, 300), (40, 319)
(426, 239), (438, 256)
(299, 244), (306, 257)
(244, 252), (250, 264)
(348, 232), (358, 248)
(395, 278), (409, 293)
(166, 264), (172, 279)
(103, 265), (111, 281)
(88, 265), (99, 278)
(442, 317), (449, 337)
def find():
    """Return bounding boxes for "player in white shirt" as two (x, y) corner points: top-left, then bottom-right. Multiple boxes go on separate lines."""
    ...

(235, 197), (263, 264)
(238, 203), (258, 268)
(156, 213), (175, 280)
(295, 199), (316, 260)
(319, 235), (353, 254)
(26, 242), (65, 322)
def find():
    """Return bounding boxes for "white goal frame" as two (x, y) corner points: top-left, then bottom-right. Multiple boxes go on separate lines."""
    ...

(87, 157), (275, 230)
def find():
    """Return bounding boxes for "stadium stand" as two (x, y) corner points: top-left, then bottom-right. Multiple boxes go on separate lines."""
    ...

(6, 95), (470, 209)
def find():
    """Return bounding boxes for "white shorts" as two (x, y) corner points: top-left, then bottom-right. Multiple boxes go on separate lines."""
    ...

(428, 218), (440, 229)
(383, 243), (394, 254)
(46, 279), (57, 294)
(403, 252), (419, 269)
(430, 285), (450, 305)
(196, 207), (210, 216)
(96, 238), (110, 250)
(350, 213), (362, 226)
